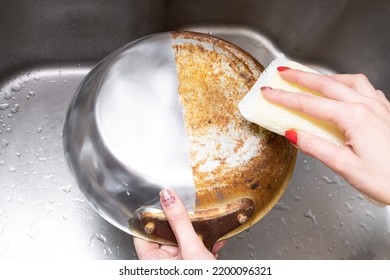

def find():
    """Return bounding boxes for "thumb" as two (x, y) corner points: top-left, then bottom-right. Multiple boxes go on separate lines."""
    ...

(159, 189), (214, 259)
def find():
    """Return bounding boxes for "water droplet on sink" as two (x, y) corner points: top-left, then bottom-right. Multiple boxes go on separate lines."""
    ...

(10, 104), (19, 114)
(60, 184), (73, 193)
(303, 210), (318, 225)
(5, 196), (12, 202)
(365, 210), (376, 220)
(9, 166), (16, 173)
(122, 181), (129, 187)
(97, 234), (107, 243)
(274, 202), (291, 211)
(246, 243), (255, 251)
(11, 84), (21, 92)
(0, 103), (9, 110)
(321, 175), (344, 187)
(103, 246), (113, 256)
(21, 232), (37, 240)
(43, 174), (54, 180)
(322, 176), (333, 184)
(358, 194), (367, 201)
(292, 193), (302, 201)
(237, 234), (245, 239)
(344, 202), (354, 212)
(1, 138), (9, 149)
(2, 91), (13, 100)
(342, 239), (350, 248)
(334, 176), (344, 187)
(73, 198), (84, 204)
(44, 205), (54, 216)
(359, 222), (371, 233)
(49, 80), (56, 84)
(88, 233), (107, 247)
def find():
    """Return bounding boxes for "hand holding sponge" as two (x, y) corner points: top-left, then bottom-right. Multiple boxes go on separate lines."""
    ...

(238, 54), (345, 146)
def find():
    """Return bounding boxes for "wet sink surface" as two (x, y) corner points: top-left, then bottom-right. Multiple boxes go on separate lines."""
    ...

(1, 0), (390, 259)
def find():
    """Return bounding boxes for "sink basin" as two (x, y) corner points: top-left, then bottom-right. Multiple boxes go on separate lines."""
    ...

(1, 0), (389, 259)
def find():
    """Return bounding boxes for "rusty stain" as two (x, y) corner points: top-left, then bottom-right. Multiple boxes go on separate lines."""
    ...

(171, 31), (296, 240)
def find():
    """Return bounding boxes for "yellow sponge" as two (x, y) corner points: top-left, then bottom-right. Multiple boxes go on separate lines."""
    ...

(238, 54), (345, 146)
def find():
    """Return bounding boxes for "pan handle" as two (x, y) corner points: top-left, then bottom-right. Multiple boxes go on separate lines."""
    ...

(130, 198), (255, 251)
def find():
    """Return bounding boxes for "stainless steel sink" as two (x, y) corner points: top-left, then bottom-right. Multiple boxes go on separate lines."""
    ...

(1, 0), (389, 259)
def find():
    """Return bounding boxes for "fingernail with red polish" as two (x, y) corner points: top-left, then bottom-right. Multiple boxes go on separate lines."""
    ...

(277, 66), (291, 72)
(285, 129), (298, 145)
(260, 86), (273, 92)
(160, 189), (176, 207)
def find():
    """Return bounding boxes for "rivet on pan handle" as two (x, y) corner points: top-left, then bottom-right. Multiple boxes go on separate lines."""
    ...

(131, 198), (255, 251)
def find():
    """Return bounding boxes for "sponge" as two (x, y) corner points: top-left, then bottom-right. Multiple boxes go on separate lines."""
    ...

(238, 54), (345, 146)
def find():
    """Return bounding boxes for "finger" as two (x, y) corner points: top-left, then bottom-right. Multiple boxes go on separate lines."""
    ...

(279, 69), (362, 102)
(212, 240), (226, 255)
(376, 90), (390, 111)
(262, 87), (348, 130)
(134, 236), (159, 252)
(331, 74), (378, 98)
(133, 237), (160, 259)
(288, 129), (358, 177)
(160, 189), (198, 246)
(134, 236), (180, 260)
(159, 244), (180, 256)
(159, 189), (214, 259)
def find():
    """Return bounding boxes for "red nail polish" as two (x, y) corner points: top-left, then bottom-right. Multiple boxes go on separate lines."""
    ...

(277, 66), (291, 72)
(285, 129), (298, 145)
(260, 86), (273, 92)
(160, 189), (176, 207)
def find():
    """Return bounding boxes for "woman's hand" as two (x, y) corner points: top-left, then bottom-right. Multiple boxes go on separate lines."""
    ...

(134, 189), (225, 260)
(262, 68), (390, 205)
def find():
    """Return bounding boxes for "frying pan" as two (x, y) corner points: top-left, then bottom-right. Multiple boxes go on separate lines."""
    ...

(63, 31), (296, 250)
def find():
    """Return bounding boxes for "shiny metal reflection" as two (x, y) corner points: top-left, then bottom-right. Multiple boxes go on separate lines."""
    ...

(63, 32), (196, 236)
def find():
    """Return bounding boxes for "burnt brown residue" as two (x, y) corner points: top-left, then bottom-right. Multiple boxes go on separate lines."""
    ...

(250, 182), (259, 190)
(171, 31), (297, 239)
(171, 31), (264, 72)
